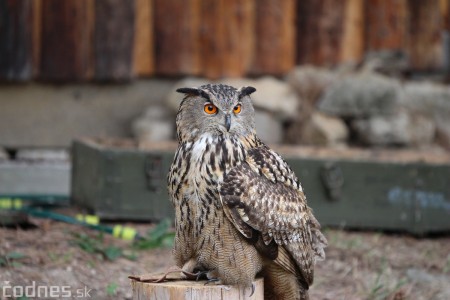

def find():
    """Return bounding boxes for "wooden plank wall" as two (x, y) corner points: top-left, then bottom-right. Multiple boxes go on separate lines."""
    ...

(1, 0), (449, 81)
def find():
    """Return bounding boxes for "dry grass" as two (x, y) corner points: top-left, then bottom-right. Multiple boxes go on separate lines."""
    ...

(1, 218), (449, 299)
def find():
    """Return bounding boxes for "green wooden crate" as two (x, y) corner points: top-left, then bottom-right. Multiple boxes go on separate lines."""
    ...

(72, 139), (175, 221)
(71, 139), (450, 234)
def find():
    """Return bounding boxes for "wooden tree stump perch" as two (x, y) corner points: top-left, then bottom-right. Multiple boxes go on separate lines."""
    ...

(129, 272), (264, 300)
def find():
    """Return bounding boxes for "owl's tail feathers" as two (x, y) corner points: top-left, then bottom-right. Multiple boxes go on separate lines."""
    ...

(262, 261), (309, 300)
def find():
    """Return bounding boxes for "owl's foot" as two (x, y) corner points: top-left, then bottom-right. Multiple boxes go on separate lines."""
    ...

(194, 270), (209, 281)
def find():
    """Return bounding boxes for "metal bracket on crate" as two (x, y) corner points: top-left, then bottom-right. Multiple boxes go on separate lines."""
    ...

(320, 162), (344, 202)
(145, 155), (164, 193)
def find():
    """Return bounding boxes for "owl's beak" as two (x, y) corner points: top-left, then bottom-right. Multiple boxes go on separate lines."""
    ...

(225, 114), (231, 132)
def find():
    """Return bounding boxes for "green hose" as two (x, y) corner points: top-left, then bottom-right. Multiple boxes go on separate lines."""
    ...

(0, 197), (139, 240)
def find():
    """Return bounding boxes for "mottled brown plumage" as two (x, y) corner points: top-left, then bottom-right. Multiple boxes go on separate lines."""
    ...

(168, 84), (327, 299)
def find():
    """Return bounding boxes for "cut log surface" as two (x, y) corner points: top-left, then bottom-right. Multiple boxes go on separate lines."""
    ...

(130, 273), (264, 300)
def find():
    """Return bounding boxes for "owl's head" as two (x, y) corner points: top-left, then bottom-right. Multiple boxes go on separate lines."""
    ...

(175, 84), (256, 141)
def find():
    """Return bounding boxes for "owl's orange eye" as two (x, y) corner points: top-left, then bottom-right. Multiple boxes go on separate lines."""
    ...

(204, 103), (218, 114)
(233, 104), (242, 114)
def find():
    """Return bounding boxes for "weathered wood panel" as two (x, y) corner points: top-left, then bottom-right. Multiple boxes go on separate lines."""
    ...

(199, 0), (255, 78)
(94, 0), (135, 81)
(5, 1), (450, 80)
(297, 0), (346, 67)
(0, 0), (33, 81)
(251, 0), (296, 75)
(407, 0), (443, 70)
(441, 0), (450, 30)
(341, 0), (364, 63)
(365, 0), (409, 51)
(32, 0), (42, 77)
(133, 0), (154, 76)
(40, 0), (93, 81)
(153, 0), (201, 76)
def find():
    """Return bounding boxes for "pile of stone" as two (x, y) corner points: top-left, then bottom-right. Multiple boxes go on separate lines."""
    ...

(131, 66), (450, 151)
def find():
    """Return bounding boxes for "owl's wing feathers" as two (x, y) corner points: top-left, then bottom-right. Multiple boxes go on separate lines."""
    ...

(219, 145), (327, 286)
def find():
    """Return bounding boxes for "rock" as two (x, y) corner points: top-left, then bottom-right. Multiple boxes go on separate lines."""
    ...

(222, 76), (299, 121)
(361, 50), (409, 77)
(285, 65), (336, 105)
(0, 148), (9, 160)
(254, 110), (283, 144)
(436, 125), (450, 150)
(400, 82), (450, 116)
(351, 110), (435, 147)
(400, 82), (450, 150)
(166, 77), (209, 112)
(131, 105), (175, 142)
(318, 73), (400, 117)
(297, 112), (349, 146)
(16, 149), (70, 161)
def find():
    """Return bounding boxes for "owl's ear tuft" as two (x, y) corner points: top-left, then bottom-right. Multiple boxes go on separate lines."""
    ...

(239, 86), (256, 98)
(176, 87), (201, 95)
(176, 87), (210, 100)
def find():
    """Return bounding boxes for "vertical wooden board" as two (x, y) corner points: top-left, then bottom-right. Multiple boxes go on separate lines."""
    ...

(441, 0), (450, 30)
(251, 0), (296, 75)
(0, 0), (33, 81)
(199, 0), (225, 79)
(296, 0), (319, 65)
(297, 0), (346, 67)
(407, 0), (443, 70)
(199, 0), (255, 78)
(32, 0), (42, 78)
(340, 0), (364, 63)
(94, 0), (135, 81)
(40, 0), (93, 81)
(133, 0), (154, 76)
(221, 0), (255, 78)
(153, 0), (201, 76)
(364, 0), (409, 51)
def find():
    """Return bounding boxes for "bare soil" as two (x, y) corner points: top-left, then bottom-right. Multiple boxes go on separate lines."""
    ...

(1, 216), (449, 300)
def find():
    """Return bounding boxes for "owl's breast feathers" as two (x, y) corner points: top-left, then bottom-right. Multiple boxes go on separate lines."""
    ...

(219, 144), (327, 288)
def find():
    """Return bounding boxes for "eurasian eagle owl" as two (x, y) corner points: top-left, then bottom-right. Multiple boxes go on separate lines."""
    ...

(168, 84), (327, 299)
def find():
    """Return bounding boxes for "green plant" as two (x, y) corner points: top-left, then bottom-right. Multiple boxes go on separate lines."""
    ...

(106, 282), (118, 296)
(71, 232), (124, 261)
(444, 254), (450, 274)
(133, 218), (175, 250)
(0, 252), (27, 267)
(367, 263), (408, 300)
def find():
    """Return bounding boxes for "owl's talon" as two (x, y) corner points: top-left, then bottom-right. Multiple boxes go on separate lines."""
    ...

(204, 278), (220, 285)
(195, 270), (209, 281)
(248, 282), (255, 297)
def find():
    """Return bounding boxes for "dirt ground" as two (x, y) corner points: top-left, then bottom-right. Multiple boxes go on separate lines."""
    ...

(1, 215), (449, 300)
